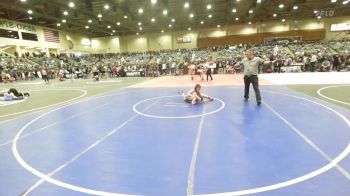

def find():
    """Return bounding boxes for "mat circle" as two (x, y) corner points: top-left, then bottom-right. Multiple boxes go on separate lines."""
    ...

(11, 91), (350, 196)
(133, 95), (225, 119)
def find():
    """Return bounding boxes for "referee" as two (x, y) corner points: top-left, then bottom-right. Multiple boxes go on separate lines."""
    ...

(241, 49), (264, 105)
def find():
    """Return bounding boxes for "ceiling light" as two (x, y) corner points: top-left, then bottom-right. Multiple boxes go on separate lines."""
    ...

(139, 27), (143, 30)
(111, 33), (113, 36)
(62, 19), (66, 23)
(63, 11), (68, 15)
(97, 13), (102, 18)
(317, 16), (322, 19)
(232, 8), (237, 13)
(88, 19), (92, 23)
(163, 10), (168, 15)
(189, 13), (194, 18)
(208, 14), (212, 18)
(184, 2), (189, 8)
(138, 8), (144, 14)
(314, 10), (318, 14)
(331, 0), (337, 2)
(188, 27), (191, 30)
(57, 23), (61, 26)
(20, 0), (26, 2)
(279, 4), (284, 8)
(112, 30), (115, 33)
(169, 24), (172, 27)
(138, 22), (142, 26)
(117, 22), (121, 25)
(273, 13), (277, 17)
(68, 2), (75, 8)
(249, 10), (253, 14)
(217, 25), (220, 28)
(343, 1), (349, 4)
(200, 21), (204, 24)
(235, 17), (239, 20)
(151, 0), (157, 4)
(29, 16), (32, 20)
(207, 4), (212, 10)
(104, 4), (109, 10)
(107, 25), (111, 28)
(161, 30), (164, 33)
(257, 0), (262, 3)
(151, 18), (155, 22)
(293, 6), (298, 10)
(248, 22), (252, 25)
(124, 15), (128, 19)
(171, 18), (175, 22)
(27, 10), (33, 14)
(282, 18), (286, 22)
(85, 25), (89, 29)
(236, 0), (240, 2)
(136, 33), (139, 35)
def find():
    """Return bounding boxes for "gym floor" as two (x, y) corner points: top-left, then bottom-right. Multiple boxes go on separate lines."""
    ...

(0, 72), (350, 196)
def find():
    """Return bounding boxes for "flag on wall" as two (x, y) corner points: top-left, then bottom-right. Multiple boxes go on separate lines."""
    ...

(43, 29), (60, 43)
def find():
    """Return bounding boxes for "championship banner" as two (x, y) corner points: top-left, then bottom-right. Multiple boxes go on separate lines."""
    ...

(177, 35), (191, 43)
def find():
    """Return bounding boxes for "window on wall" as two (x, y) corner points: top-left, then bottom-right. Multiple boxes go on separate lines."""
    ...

(21, 32), (38, 41)
(0, 29), (19, 39)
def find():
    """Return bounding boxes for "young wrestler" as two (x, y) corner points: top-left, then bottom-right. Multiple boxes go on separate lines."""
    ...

(0, 88), (30, 101)
(184, 84), (213, 105)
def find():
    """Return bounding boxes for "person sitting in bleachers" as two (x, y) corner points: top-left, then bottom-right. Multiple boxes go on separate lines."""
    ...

(320, 59), (331, 72)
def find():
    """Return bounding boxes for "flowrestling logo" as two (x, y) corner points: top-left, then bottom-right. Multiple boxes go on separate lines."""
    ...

(315, 9), (335, 17)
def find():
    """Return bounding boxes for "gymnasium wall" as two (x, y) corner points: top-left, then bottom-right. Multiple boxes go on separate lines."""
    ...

(197, 29), (326, 47)
(148, 33), (172, 51)
(90, 36), (120, 53)
(0, 18), (69, 56)
(118, 35), (148, 52)
(324, 17), (350, 40)
(0, 16), (349, 54)
(117, 30), (197, 52)
(3, 46), (17, 55)
(88, 16), (349, 52)
(65, 33), (90, 52)
(227, 24), (257, 35)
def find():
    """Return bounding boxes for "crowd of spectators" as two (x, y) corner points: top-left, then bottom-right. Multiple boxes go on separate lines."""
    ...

(1, 38), (349, 83)
(288, 40), (350, 72)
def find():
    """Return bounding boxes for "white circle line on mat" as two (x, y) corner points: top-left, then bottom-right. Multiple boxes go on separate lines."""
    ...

(317, 85), (350, 106)
(133, 95), (225, 119)
(0, 89), (87, 118)
(11, 91), (350, 196)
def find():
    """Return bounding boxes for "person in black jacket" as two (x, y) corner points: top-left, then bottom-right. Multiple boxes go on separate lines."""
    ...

(206, 63), (213, 81)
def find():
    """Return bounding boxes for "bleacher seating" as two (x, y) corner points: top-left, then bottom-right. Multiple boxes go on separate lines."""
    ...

(1, 39), (349, 82)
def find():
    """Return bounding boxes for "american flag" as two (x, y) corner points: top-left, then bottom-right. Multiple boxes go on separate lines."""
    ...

(43, 29), (60, 43)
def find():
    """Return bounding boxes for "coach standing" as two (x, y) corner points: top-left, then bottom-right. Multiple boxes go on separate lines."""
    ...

(241, 49), (264, 105)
